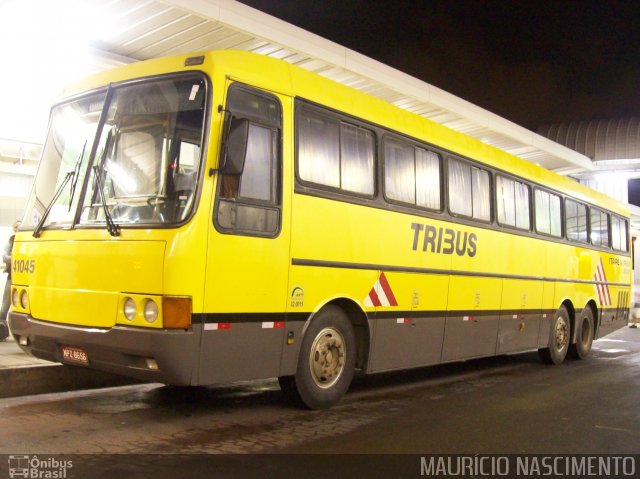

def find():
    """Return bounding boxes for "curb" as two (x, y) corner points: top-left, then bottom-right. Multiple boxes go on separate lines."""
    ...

(0, 363), (140, 399)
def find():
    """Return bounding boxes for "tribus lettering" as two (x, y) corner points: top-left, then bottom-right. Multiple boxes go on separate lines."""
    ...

(411, 222), (477, 257)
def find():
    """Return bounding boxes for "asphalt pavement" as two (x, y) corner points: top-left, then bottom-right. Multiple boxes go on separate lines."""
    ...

(1, 325), (639, 479)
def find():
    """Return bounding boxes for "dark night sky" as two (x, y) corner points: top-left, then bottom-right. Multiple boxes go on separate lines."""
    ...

(238, 0), (640, 132)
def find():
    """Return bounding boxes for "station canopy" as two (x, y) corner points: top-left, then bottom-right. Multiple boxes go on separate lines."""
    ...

(80, 0), (593, 176)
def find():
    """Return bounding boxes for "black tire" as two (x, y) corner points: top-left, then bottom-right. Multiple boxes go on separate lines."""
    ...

(569, 307), (595, 360)
(538, 305), (571, 365)
(278, 305), (355, 410)
(0, 321), (8, 341)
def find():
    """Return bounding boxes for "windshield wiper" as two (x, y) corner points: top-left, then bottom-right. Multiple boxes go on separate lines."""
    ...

(91, 165), (120, 237)
(67, 140), (87, 211)
(32, 148), (84, 238)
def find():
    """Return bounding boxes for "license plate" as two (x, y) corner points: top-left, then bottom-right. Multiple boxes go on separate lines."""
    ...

(61, 346), (89, 365)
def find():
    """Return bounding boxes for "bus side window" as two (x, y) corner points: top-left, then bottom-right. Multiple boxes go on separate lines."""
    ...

(297, 108), (375, 197)
(565, 199), (588, 243)
(496, 175), (530, 230)
(215, 84), (282, 236)
(534, 189), (562, 237)
(384, 136), (441, 211)
(590, 207), (610, 248)
(448, 157), (491, 221)
(611, 215), (628, 252)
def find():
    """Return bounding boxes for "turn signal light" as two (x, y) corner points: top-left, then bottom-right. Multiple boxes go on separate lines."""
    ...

(162, 296), (192, 329)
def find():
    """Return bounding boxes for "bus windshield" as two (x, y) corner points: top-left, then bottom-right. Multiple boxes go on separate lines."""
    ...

(23, 74), (207, 230)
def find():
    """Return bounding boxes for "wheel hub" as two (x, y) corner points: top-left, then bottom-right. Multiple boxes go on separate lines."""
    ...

(309, 327), (346, 389)
(554, 317), (569, 350)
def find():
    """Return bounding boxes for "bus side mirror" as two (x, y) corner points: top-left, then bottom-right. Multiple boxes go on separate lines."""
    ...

(221, 117), (249, 175)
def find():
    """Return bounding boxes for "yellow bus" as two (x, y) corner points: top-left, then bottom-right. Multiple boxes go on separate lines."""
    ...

(8, 50), (631, 409)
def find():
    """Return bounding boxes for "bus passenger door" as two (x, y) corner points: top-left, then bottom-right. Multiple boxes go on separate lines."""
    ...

(200, 83), (292, 384)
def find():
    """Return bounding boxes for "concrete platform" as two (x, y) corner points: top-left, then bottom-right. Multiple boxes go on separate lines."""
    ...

(0, 335), (52, 368)
(0, 336), (139, 398)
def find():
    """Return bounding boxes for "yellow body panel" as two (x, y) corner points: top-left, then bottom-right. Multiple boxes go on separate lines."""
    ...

(13, 233), (164, 327)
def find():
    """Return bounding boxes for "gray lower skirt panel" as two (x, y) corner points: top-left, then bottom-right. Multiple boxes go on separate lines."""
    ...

(8, 312), (201, 385)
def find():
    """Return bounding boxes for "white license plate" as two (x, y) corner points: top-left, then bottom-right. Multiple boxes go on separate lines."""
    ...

(61, 346), (89, 365)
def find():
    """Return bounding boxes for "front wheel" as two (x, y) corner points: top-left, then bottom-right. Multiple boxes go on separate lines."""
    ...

(569, 308), (595, 359)
(538, 306), (571, 365)
(279, 305), (355, 410)
(0, 321), (8, 341)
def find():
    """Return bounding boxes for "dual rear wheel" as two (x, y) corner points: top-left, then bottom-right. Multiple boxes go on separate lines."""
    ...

(569, 307), (595, 360)
(538, 305), (595, 365)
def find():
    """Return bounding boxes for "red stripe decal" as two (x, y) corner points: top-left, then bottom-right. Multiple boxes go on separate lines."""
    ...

(378, 272), (398, 306)
(599, 258), (612, 305)
(596, 283), (604, 305)
(368, 289), (382, 307)
(599, 258), (608, 282)
(596, 263), (610, 305)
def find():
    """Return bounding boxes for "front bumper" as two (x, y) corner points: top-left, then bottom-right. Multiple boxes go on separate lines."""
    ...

(8, 311), (200, 385)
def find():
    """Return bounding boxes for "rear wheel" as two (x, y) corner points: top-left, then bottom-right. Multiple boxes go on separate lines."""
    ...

(569, 307), (594, 359)
(538, 306), (571, 365)
(279, 305), (355, 410)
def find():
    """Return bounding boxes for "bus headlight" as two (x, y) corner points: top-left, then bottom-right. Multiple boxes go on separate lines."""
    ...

(124, 298), (137, 321)
(144, 300), (159, 323)
(20, 290), (29, 309)
(11, 288), (19, 307)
